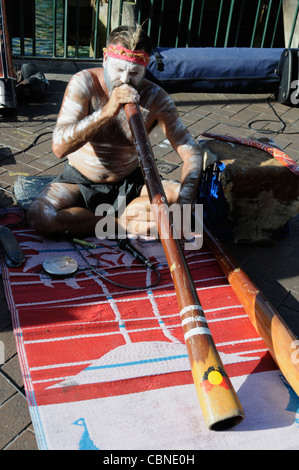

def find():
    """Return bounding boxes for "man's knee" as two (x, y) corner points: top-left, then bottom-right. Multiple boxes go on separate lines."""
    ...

(162, 180), (180, 204)
(118, 196), (157, 237)
(27, 199), (58, 234)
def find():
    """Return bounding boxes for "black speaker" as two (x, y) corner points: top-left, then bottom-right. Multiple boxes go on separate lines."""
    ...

(276, 48), (299, 107)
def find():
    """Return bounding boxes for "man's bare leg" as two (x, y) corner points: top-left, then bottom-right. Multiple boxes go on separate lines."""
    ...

(26, 182), (102, 236)
(27, 179), (181, 238)
(118, 180), (181, 238)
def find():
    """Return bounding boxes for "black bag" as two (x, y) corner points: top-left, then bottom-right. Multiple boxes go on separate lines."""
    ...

(15, 63), (49, 102)
(276, 48), (299, 106)
(146, 47), (283, 94)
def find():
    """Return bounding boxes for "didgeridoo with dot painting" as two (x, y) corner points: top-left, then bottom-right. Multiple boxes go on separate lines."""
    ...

(124, 100), (245, 430)
(203, 223), (299, 398)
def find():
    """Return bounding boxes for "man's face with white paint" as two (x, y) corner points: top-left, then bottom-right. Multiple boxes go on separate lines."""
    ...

(103, 56), (146, 92)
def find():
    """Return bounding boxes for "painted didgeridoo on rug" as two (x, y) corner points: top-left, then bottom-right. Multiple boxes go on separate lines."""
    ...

(124, 101), (245, 430)
(203, 223), (299, 398)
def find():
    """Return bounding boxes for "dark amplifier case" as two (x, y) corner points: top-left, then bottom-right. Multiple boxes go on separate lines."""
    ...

(276, 48), (299, 107)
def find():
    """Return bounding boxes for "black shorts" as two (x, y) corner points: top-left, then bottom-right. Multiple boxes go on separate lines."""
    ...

(55, 162), (145, 215)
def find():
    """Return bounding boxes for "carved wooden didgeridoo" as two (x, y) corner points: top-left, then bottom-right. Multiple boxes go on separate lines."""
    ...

(124, 101), (245, 430)
(203, 223), (299, 397)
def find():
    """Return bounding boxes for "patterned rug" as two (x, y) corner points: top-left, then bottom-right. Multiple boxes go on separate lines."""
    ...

(1, 209), (299, 450)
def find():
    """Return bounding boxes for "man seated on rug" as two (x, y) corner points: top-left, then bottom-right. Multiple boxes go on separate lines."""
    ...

(26, 24), (203, 239)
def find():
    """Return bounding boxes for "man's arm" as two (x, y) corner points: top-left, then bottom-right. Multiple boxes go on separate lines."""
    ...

(176, 137), (203, 207)
(155, 90), (203, 205)
(52, 70), (139, 159)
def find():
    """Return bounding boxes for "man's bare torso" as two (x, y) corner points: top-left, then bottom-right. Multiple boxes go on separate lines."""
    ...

(53, 68), (171, 183)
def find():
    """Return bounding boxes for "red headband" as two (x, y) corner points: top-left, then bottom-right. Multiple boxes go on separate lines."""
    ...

(103, 44), (150, 67)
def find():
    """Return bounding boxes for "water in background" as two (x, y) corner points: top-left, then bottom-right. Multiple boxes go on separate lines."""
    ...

(12, 0), (90, 58)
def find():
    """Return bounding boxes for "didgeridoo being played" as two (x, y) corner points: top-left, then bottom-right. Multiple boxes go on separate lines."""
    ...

(203, 223), (299, 397)
(124, 99), (245, 430)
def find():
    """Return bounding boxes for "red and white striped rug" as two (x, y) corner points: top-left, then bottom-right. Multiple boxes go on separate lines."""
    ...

(1, 210), (299, 450)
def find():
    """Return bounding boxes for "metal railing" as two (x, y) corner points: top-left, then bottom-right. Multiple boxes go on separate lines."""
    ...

(9, 0), (299, 60)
